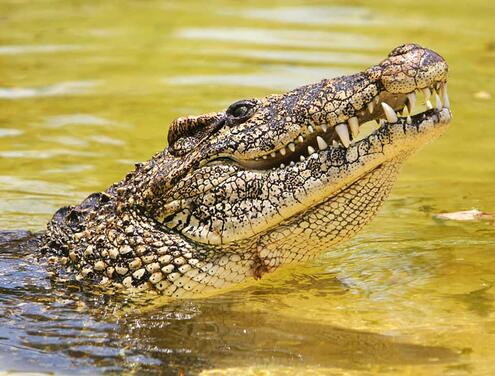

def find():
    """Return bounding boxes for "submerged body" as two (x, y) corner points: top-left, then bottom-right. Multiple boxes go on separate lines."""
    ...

(41, 44), (451, 298)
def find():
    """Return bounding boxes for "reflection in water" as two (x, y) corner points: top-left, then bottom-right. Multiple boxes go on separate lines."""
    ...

(0, 232), (459, 375)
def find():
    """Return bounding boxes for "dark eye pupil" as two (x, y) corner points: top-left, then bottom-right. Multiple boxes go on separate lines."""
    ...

(227, 100), (256, 119)
(232, 105), (248, 117)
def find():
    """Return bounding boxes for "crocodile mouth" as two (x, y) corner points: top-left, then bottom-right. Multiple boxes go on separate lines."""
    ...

(236, 82), (450, 170)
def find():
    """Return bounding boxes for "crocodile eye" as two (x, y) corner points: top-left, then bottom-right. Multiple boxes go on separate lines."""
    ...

(226, 100), (256, 120)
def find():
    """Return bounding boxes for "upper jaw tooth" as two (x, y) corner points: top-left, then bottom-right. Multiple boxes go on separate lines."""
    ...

(442, 83), (450, 109)
(367, 101), (374, 114)
(381, 102), (398, 123)
(422, 87), (431, 102)
(406, 92), (416, 114)
(335, 123), (350, 148)
(435, 93), (442, 110)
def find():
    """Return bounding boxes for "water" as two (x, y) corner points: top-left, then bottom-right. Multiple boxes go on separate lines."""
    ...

(0, 0), (494, 374)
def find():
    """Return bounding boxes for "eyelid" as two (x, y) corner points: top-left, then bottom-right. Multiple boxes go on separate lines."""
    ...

(226, 99), (257, 118)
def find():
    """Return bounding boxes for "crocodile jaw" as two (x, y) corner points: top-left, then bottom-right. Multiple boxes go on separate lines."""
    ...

(163, 107), (451, 246)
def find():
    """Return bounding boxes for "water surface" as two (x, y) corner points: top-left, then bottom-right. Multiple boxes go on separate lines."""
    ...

(1, 0), (494, 374)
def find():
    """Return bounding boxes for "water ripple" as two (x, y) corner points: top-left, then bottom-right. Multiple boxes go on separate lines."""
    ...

(0, 81), (99, 100)
(176, 27), (380, 50)
(234, 6), (384, 26)
(167, 66), (353, 90)
(0, 44), (83, 55)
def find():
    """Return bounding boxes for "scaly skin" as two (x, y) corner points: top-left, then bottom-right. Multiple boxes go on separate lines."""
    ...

(41, 44), (451, 298)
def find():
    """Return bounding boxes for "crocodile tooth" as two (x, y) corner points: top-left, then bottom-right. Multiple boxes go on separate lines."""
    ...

(320, 123), (328, 132)
(300, 155), (305, 162)
(374, 95), (380, 104)
(307, 146), (316, 155)
(435, 93), (442, 110)
(270, 152), (276, 158)
(262, 155), (267, 160)
(348, 116), (359, 138)
(288, 143), (296, 152)
(442, 83), (450, 108)
(280, 163), (285, 168)
(332, 140), (339, 147)
(335, 123), (350, 148)
(422, 87), (431, 102)
(316, 136), (328, 151)
(290, 161), (295, 167)
(308, 125), (315, 133)
(280, 147), (287, 156)
(406, 92), (416, 114)
(426, 100), (433, 110)
(406, 116), (412, 124)
(367, 101), (374, 114)
(381, 102), (398, 123)
(379, 119), (386, 127)
(298, 135), (304, 143)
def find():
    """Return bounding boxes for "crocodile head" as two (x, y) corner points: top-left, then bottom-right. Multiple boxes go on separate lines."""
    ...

(44, 44), (451, 297)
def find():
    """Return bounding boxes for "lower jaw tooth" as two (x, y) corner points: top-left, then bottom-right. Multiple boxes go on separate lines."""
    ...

(316, 136), (328, 151)
(406, 116), (412, 124)
(348, 116), (359, 138)
(381, 102), (398, 123)
(300, 155), (305, 162)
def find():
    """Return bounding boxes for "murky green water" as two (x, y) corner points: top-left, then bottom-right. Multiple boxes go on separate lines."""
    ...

(1, 0), (494, 374)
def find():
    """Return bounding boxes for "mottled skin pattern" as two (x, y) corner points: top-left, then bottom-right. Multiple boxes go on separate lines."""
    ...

(41, 44), (451, 298)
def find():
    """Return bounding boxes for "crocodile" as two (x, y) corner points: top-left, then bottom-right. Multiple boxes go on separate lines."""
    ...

(40, 44), (451, 298)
